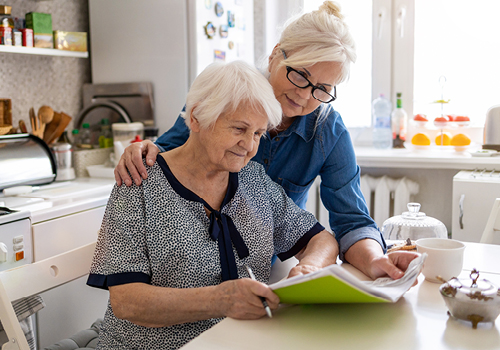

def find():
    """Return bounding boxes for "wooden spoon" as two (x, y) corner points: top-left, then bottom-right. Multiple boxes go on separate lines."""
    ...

(38, 105), (54, 139)
(19, 119), (27, 133)
(29, 107), (39, 137)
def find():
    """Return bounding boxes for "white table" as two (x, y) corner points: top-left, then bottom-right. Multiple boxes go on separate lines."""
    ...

(181, 242), (500, 350)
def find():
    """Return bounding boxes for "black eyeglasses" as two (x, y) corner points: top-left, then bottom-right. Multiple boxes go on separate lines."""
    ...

(282, 51), (336, 103)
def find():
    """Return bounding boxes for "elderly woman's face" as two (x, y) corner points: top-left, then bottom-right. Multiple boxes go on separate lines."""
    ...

(197, 104), (268, 173)
(268, 53), (341, 118)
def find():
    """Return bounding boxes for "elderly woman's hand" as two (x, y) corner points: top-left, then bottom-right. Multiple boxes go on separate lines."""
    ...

(287, 264), (323, 278)
(114, 140), (159, 187)
(216, 278), (280, 320)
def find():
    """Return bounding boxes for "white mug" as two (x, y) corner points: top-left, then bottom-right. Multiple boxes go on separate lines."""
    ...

(416, 238), (465, 283)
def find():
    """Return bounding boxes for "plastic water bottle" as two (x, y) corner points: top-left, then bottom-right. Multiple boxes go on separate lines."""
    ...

(372, 94), (392, 149)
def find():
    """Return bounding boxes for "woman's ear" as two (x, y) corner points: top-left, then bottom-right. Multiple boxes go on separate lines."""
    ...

(189, 106), (201, 132)
(268, 43), (281, 69)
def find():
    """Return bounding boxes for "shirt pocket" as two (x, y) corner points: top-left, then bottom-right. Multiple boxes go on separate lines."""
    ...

(277, 177), (314, 207)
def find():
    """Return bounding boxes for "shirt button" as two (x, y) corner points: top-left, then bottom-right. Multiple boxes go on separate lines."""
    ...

(275, 137), (280, 141)
(264, 159), (269, 164)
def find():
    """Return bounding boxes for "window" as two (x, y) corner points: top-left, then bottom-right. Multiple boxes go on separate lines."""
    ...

(300, 0), (499, 129)
(413, 0), (500, 127)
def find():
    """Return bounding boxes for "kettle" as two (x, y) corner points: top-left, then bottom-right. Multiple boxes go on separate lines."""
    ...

(483, 105), (500, 151)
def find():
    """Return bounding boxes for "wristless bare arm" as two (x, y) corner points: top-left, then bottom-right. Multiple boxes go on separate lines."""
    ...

(114, 140), (160, 186)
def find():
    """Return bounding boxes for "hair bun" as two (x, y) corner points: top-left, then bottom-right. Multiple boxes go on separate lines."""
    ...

(319, 1), (344, 20)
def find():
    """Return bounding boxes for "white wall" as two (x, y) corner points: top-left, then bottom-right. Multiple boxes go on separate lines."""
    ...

(89, 0), (190, 135)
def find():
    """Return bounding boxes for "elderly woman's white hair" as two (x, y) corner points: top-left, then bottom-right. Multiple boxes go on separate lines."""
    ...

(181, 60), (282, 130)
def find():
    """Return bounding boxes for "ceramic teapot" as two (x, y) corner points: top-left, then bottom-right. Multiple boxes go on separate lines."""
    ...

(439, 269), (500, 329)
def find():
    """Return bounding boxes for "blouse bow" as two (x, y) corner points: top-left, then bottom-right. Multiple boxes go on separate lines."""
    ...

(208, 208), (249, 281)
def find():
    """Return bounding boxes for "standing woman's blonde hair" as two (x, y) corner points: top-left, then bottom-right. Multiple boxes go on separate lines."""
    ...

(278, 1), (357, 84)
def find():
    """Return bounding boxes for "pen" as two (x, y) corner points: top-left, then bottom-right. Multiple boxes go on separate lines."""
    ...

(245, 265), (272, 318)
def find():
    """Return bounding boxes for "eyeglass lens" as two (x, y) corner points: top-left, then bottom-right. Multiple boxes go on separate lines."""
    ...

(287, 69), (334, 103)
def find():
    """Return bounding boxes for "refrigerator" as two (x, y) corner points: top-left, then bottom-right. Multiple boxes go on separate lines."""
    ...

(88, 0), (255, 135)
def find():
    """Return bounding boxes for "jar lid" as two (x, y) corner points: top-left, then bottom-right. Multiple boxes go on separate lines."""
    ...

(52, 143), (72, 151)
(112, 122), (144, 131)
(440, 269), (500, 301)
(0, 5), (12, 15)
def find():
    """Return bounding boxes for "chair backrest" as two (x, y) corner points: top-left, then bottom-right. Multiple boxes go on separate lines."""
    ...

(480, 198), (500, 244)
(0, 242), (96, 350)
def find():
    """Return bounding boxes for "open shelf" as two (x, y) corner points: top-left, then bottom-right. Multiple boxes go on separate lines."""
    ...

(0, 45), (88, 58)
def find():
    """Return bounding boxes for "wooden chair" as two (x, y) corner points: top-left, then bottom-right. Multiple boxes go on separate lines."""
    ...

(0, 242), (96, 350)
(480, 198), (500, 245)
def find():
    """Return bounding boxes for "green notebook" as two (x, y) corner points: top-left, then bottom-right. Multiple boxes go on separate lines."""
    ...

(269, 254), (425, 304)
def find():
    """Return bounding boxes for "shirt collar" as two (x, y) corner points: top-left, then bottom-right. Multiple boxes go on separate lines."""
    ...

(157, 154), (238, 207)
(272, 107), (321, 142)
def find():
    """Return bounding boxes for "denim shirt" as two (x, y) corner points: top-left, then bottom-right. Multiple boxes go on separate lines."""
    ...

(155, 105), (386, 260)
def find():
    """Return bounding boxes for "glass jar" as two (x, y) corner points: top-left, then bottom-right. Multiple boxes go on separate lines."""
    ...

(111, 122), (144, 164)
(381, 202), (448, 240)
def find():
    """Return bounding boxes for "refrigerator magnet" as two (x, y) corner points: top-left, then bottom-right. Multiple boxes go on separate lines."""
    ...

(214, 50), (226, 62)
(227, 11), (235, 27)
(228, 41), (234, 50)
(204, 22), (216, 39)
(205, 0), (212, 9)
(215, 2), (224, 17)
(219, 25), (228, 38)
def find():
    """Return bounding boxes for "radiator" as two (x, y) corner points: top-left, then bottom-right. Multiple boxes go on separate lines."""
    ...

(360, 175), (420, 228)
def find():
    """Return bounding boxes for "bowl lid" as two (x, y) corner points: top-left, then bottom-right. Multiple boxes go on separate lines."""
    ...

(382, 203), (445, 228)
(440, 269), (500, 301)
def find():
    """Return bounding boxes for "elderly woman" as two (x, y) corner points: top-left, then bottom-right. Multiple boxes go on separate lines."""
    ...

(87, 60), (338, 349)
(114, 1), (419, 281)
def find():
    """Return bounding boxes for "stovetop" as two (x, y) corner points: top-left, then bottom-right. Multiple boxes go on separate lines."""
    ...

(0, 207), (31, 225)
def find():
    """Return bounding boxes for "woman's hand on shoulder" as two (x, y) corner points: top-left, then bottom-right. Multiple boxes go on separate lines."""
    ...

(216, 278), (279, 320)
(114, 140), (160, 186)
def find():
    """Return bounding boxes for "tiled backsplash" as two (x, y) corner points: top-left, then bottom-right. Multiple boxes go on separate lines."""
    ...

(0, 0), (90, 133)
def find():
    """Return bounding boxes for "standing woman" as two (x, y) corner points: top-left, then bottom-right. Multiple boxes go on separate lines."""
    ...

(115, 1), (418, 280)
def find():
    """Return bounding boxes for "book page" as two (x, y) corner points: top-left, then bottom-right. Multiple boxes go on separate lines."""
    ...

(269, 253), (426, 304)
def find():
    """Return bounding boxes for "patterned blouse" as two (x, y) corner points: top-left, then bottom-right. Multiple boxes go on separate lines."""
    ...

(87, 156), (324, 350)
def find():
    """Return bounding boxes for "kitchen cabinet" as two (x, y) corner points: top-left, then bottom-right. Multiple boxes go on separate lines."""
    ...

(0, 45), (88, 58)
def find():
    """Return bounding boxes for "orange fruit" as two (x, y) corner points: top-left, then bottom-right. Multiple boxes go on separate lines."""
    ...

(434, 116), (448, 122)
(450, 133), (471, 146)
(414, 114), (428, 121)
(411, 133), (431, 146)
(435, 132), (452, 146)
